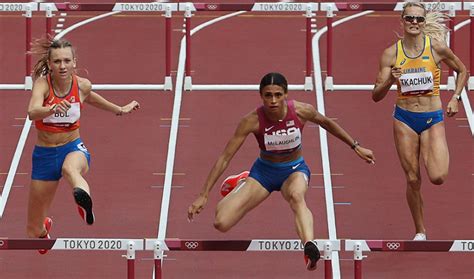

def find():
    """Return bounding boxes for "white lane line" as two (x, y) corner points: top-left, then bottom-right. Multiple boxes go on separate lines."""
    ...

(0, 11), (120, 218)
(154, 11), (246, 279)
(452, 19), (473, 137)
(312, 11), (374, 279)
(0, 117), (31, 218)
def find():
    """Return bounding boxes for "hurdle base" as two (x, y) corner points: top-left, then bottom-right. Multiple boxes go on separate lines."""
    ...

(184, 76), (192, 91)
(469, 76), (474, 91)
(164, 76), (173, 91)
(325, 76), (334, 91)
(24, 76), (33, 91)
(447, 76), (455, 91)
(304, 76), (313, 91)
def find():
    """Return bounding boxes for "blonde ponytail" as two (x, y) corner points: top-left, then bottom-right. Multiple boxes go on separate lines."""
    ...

(423, 11), (449, 42)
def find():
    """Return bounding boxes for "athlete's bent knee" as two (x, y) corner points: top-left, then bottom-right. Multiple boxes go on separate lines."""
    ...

(214, 219), (231, 233)
(61, 163), (79, 179)
(430, 175), (446, 185)
(406, 175), (421, 190)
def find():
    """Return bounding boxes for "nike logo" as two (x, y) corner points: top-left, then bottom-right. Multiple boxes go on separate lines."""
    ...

(400, 58), (406, 66)
(292, 163), (301, 170)
(426, 118), (433, 124)
(264, 126), (274, 132)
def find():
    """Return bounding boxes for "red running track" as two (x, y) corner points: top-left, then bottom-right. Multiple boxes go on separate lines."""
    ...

(1, 3), (473, 279)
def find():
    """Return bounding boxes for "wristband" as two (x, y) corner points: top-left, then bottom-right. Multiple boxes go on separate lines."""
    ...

(351, 140), (360, 150)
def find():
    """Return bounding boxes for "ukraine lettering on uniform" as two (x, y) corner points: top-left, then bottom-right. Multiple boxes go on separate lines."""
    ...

(403, 67), (427, 74)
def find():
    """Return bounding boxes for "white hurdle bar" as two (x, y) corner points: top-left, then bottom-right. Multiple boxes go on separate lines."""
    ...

(346, 239), (474, 279)
(179, 2), (318, 92)
(0, 238), (143, 279)
(2, 237), (472, 278)
(146, 238), (340, 279)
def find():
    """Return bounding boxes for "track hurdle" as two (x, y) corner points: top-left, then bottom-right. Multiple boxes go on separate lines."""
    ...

(147, 238), (340, 279)
(0, 238), (144, 279)
(0, 2), (38, 90)
(179, 2), (318, 91)
(320, 2), (463, 91)
(346, 239), (474, 279)
(39, 2), (177, 91)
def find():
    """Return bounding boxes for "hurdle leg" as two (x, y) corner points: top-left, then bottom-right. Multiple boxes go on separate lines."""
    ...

(447, 5), (456, 91)
(304, 5), (314, 91)
(164, 5), (173, 91)
(24, 4), (33, 90)
(470, 6), (474, 90)
(323, 241), (333, 279)
(184, 4), (193, 91)
(353, 242), (363, 279)
(325, 7), (335, 91)
(126, 241), (136, 279)
(154, 241), (164, 279)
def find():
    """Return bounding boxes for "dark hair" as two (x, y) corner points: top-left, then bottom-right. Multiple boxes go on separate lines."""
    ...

(31, 38), (75, 80)
(259, 72), (288, 94)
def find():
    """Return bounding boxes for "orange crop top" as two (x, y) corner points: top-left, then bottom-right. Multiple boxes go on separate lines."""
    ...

(35, 74), (83, 133)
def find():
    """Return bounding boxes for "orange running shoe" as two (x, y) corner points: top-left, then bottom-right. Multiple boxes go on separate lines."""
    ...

(304, 240), (320, 271)
(220, 171), (250, 197)
(38, 217), (53, 255)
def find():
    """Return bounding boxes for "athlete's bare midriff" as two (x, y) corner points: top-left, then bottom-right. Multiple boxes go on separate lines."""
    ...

(260, 148), (302, 163)
(36, 129), (80, 147)
(396, 95), (442, 112)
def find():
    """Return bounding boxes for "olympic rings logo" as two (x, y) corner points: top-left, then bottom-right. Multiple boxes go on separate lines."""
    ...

(386, 242), (401, 250)
(349, 4), (360, 10)
(184, 241), (199, 250)
(68, 4), (79, 10)
(206, 4), (218, 10)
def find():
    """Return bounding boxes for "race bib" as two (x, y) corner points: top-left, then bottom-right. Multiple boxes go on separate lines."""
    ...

(399, 72), (434, 95)
(43, 102), (81, 124)
(264, 128), (301, 151)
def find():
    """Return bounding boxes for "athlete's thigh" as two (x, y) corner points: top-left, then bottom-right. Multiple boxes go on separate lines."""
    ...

(281, 172), (308, 202)
(393, 119), (421, 175)
(216, 177), (270, 216)
(420, 122), (449, 176)
(63, 151), (89, 174)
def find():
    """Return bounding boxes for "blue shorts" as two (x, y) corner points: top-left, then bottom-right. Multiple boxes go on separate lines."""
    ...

(249, 157), (311, 193)
(32, 138), (91, 181)
(393, 105), (443, 135)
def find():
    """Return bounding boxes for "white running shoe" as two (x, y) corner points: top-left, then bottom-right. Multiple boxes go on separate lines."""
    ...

(413, 233), (427, 241)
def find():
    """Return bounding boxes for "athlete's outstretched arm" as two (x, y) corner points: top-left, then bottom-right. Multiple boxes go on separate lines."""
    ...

(296, 101), (375, 164)
(187, 113), (257, 221)
(85, 91), (140, 115)
(372, 45), (398, 102)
